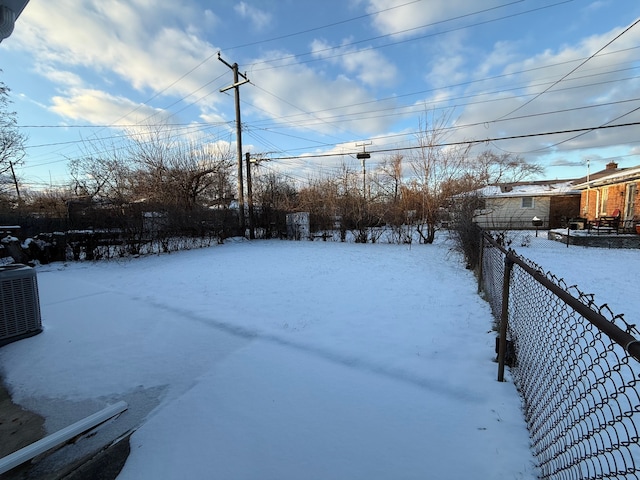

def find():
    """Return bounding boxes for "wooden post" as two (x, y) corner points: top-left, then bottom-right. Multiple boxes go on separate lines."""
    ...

(497, 253), (513, 382)
(246, 152), (255, 240)
(9, 161), (21, 202)
(477, 231), (485, 294)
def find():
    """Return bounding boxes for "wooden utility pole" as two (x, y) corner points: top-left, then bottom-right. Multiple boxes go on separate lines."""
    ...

(245, 152), (255, 240)
(219, 53), (250, 235)
(9, 161), (21, 202)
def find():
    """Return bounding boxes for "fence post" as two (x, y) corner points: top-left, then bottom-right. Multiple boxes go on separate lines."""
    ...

(477, 232), (485, 294)
(497, 252), (514, 382)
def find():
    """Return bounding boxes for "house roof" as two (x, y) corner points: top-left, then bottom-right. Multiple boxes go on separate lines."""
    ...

(572, 164), (640, 189)
(478, 180), (580, 198)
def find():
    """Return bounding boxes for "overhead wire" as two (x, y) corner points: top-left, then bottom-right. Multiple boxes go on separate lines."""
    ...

(493, 17), (640, 121)
(245, 1), (571, 72)
(19, 45), (640, 131)
(242, 65), (640, 145)
(24, 0), (430, 144)
(15, 0), (638, 186)
(21, 61), (640, 167)
(38, 0), (536, 156)
(19, 2), (570, 137)
(260, 121), (640, 162)
(231, 47), (640, 137)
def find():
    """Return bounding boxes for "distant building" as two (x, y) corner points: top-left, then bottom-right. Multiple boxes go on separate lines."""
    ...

(572, 162), (640, 232)
(473, 180), (581, 230)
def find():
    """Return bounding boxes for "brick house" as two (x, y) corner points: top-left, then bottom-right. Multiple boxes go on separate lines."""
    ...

(572, 162), (640, 232)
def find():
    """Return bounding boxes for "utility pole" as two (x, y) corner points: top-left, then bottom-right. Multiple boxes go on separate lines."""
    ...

(245, 152), (255, 240)
(356, 142), (371, 199)
(219, 53), (250, 235)
(9, 161), (21, 202)
(585, 158), (591, 217)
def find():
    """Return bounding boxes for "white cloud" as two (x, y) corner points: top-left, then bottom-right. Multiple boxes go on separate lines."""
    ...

(473, 40), (519, 79)
(310, 38), (398, 88)
(50, 88), (169, 126)
(449, 23), (640, 161)
(246, 50), (399, 137)
(585, 1), (610, 14)
(234, 2), (272, 31)
(12, 1), (225, 103)
(365, 0), (500, 38)
(35, 66), (85, 90)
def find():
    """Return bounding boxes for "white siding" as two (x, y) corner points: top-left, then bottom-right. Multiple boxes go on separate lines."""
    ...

(475, 197), (550, 229)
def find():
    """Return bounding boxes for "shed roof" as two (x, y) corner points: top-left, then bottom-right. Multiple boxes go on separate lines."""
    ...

(478, 180), (580, 198)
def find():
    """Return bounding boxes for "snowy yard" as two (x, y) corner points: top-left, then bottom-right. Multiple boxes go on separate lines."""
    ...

(1, 232), (638, 479)
(505, 231), (640, 320)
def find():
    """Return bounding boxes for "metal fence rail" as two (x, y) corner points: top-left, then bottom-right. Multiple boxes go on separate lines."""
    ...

(479, 231), (640, 479)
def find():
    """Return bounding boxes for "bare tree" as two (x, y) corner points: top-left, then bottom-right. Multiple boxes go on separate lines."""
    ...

(124, 128), (235, 210)
(376, 154), (403, 202)
(408, 111), (471, 244)
(0, 79), (28, 200)
(472, 150), (544, 185)
(372, 154), (413, 242)
(70, 126), (235, 211)
(446, 152), (542, 268)
(69, 151), (133, 204)
(331, 162), (371, 242)
(252, 169), (298, 237)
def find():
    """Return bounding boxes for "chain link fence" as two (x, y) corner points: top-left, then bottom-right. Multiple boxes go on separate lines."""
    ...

(479, 230), (640, 479)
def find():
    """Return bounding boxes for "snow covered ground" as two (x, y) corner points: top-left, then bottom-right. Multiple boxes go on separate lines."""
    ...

(1, 232), (637, 479)
(505, 231), (640, 320)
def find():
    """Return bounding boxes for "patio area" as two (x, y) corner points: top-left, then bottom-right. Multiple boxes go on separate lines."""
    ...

(548, 228), (640, 248)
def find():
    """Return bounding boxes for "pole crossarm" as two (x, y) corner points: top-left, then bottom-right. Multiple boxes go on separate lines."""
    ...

(220, 78), (250, 93)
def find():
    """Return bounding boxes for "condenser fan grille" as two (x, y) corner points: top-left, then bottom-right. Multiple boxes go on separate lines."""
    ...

(0, 264), (42, 346)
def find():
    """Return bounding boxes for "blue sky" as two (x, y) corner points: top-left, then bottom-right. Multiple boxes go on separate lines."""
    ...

(2, 0), (640, 191)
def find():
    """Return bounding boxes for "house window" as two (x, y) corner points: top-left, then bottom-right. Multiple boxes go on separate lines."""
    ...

(625, 183), (637, 220)
(599, 187), (608, 215)
(521, 197), (534, 208)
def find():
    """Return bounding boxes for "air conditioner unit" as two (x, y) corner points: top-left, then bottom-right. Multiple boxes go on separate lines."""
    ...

(0, 264), (42, 346)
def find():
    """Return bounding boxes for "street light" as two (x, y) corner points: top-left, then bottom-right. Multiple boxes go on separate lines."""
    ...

(0, 1), (29, 42)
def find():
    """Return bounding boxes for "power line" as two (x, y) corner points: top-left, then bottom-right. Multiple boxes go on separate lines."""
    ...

(17, 45), (640, 133)
(262, 121), (640, 162)
(245, 73), (640, 142)
(236, 48), (640, 133)
(23, 122), (225, 150)
(20, 122), (640, 192)
(516, 103), (640, 154)
(63, 0), (549, 138)
(221, 0), (426, 53)
(494, 17), (640, 120)
(19, 62), (640, 149)
(18, 68), (640, 172)
(21, 0), (430, 143)
(246, 1), (571, 72)
(13, 1), (599, 159)
(13, 2), (640, 186)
